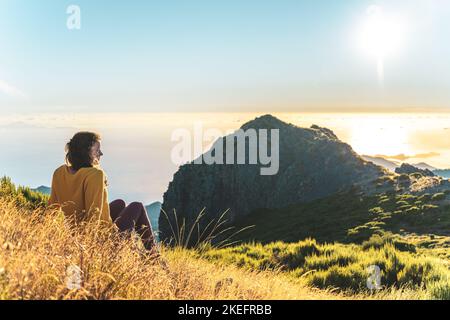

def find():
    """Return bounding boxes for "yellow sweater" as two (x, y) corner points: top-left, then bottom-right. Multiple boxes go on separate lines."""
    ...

(48, 165), (112, 224)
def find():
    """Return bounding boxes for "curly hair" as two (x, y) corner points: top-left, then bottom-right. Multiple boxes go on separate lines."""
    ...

(65, 132), (101, 171)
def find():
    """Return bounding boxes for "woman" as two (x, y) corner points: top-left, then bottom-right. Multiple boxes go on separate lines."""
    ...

(48, 132), (157, 253)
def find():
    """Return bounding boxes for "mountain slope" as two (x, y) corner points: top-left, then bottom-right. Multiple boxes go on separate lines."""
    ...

(2, 176), (448, 299)
(361, 156), (440, 174)
(31, 186), (51, 195)
(232, 188), (450, 244)
(160, 115), (385, 244)
(0, 193), (350, 300)
(413, 162), (438, 171)
(362, 155), (399, 172)
(395, 163), (435, 177)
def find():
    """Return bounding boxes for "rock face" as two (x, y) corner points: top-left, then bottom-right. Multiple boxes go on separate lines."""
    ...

(395, 163), (435, 177)
(159, 115), (384, 244)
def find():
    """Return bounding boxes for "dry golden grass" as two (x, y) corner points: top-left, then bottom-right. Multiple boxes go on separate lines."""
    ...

(0, 198), (349, 300)
(0, 197), (434, 300)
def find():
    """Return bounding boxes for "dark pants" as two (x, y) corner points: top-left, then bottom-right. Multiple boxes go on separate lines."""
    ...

(109, 199), (157, 252)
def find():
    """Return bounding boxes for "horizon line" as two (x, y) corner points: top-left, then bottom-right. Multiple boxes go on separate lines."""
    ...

(2, 107), (450, 116)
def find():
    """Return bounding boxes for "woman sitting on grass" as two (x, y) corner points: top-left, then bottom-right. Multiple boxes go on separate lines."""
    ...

(48, 132), (158, 254)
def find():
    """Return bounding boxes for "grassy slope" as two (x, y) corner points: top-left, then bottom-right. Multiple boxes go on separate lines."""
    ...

(234, 188), (450, 245)
(0, 176), (49, 209)
(2, 177), (449, 300)
(234, 189), (376, 244)
(0, 184), (344, 300)
(200, 237), (450, 299)
(1, 196), (440, 300)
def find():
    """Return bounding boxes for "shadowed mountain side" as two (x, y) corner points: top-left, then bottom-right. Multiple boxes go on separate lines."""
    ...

(159, 115), (385, 245)
(232, 188), (450, 245)
(396, 163), (435, 177)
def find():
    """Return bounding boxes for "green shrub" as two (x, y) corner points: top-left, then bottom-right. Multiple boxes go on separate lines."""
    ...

(418, 194), (432, 202)
(307, 264), (367, 291)
(369, 207), (384, 215)
(201, 239), (449, 294)
(405, 206), (420, 214)
(362, 234), (416, 253)
(422, 204), (438, 210)
(0, 176), (49, 209)
(432, 193), (446, 202)
(410, 173), (423, 179)
(277, 239), (320, 269)
(427, 280), (450, 300)
(398, 174), (410, 181)
(397, 194), (417, 201)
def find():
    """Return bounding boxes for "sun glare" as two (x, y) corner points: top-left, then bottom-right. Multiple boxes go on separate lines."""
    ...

(349, 117), (412, 157)
(357, 5), (408, 83)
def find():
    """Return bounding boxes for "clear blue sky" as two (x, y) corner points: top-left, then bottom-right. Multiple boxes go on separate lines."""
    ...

(1, 0), (449, 113)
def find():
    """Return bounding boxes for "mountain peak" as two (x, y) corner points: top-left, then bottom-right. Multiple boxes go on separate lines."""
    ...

(32, 186), (51, 195)
(310, 124), (338, 140)
(241, 114), (293, 130)
(240, 115), (340, 141)
(160, 115), (385, 245)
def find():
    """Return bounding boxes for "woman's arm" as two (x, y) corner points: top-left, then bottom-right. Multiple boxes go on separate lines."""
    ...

(84, 169), (112, 224)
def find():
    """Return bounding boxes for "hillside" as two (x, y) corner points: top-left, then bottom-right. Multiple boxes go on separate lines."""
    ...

(160, 115), (450, 247)
(201, 237), (450, 298)
(362, 155), (450, 179)
(233, 188), (450, 244)
(0, 185), (344, 300)
(362, 155), (399, 172)
(161, 115), (384, 245)
(1, 177), (449, 299)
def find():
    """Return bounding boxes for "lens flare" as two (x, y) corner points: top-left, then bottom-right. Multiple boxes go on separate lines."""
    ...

(357, 5), (408, 84)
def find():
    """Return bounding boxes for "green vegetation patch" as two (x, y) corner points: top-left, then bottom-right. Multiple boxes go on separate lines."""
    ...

(0, 176), (49, 209)
(201, 237), (450, 296)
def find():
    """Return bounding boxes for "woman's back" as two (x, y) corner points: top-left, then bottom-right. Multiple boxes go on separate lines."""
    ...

(48, 131), (157, 253)
(49, 164), (111, 224)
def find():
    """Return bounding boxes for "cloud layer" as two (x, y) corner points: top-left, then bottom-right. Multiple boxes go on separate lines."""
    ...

(374, 152), (440, 161)
(0, 79), (26, 99)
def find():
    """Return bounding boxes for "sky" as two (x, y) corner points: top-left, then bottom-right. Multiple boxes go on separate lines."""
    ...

(1, 0), (450, 113)
(1, 1), (450, 203)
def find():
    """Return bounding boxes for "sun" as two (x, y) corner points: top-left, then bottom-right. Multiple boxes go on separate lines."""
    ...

(358, 6), (406, 59)
(357, 5), (407, 82)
